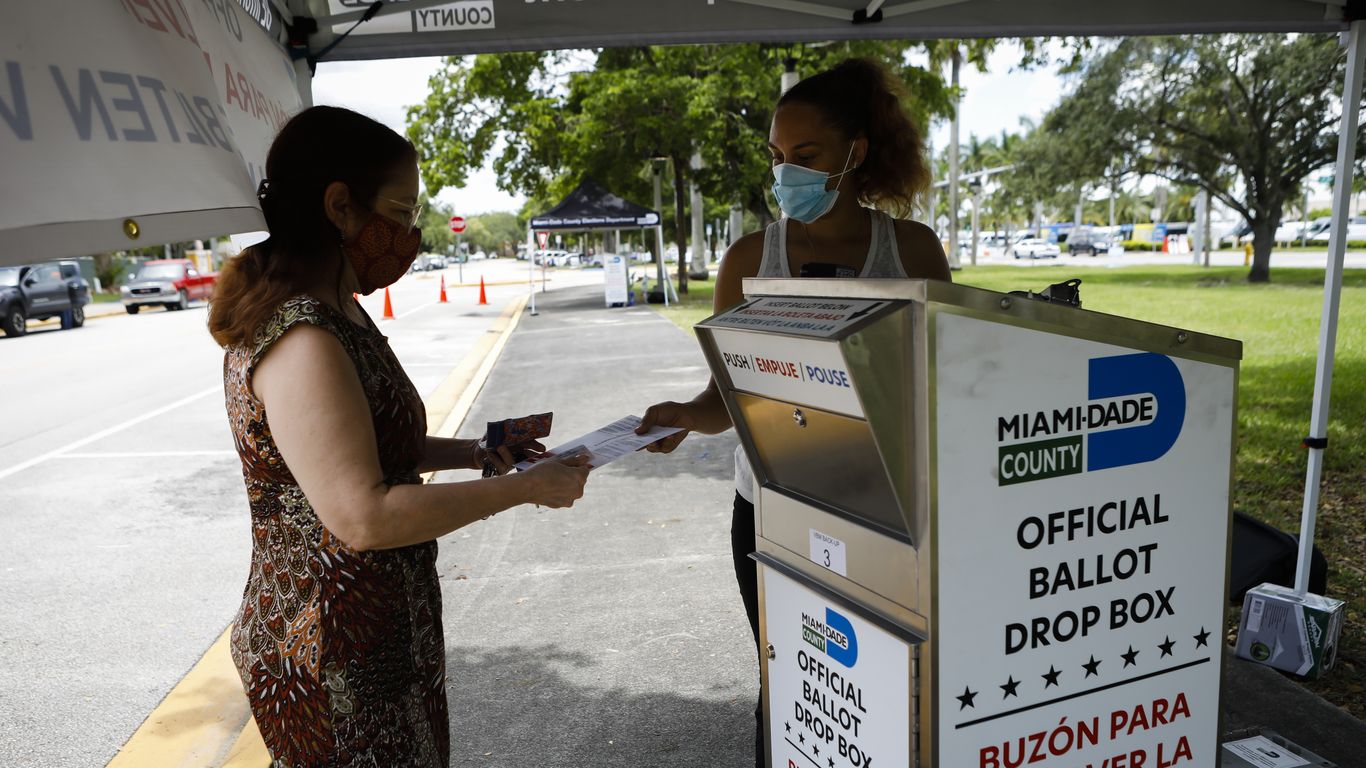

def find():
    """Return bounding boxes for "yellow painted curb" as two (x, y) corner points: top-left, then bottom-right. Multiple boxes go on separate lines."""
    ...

(105, 627), (253, 768)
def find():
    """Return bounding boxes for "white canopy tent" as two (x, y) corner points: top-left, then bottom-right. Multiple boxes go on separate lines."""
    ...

(2, 0), (1360, 590)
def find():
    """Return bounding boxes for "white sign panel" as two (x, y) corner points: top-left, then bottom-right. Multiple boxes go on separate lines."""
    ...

(1223, 736), (1311, 767)
(710, 328), (864, 417)
(329, 1), (495, 34)
(763, 566), (911, 768)
(809, 528), (848, 577)
(933, 313), (1234, 766)
(604, 254), (628, 306)
(709, 297), (890, 338)
(1, 1), (301, 262)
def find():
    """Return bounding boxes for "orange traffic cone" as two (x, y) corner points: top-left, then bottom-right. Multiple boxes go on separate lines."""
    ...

(382, 287), (395, 320)
(439, 274), (448, 303)
(477, 276), (488, 306)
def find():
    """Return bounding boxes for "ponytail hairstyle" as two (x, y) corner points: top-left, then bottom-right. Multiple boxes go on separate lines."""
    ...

(208, 106), (417, 348)
(777, 57), (930, 217)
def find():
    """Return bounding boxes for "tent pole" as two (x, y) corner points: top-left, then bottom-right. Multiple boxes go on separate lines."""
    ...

(655, 224), (671, 307)
(292, 57), (313, 108)
(1294, 19), (1365, 595)
(527, 228), (538, 316)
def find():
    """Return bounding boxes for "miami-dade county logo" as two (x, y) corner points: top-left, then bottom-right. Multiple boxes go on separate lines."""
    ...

(801, 608), (859, 668)
(996, 353), (1186, 486)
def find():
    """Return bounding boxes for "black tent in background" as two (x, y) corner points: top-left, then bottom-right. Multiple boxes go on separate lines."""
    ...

(528, 179), (675, 305)
(529, 179), (660, 231)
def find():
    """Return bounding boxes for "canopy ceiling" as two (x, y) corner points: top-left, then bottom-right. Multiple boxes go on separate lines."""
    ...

(306, 0), (1352, 62)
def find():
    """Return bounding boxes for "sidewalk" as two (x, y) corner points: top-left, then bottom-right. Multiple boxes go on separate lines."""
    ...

(431, 286), (755, 767)
(431, 284), (1365, 766)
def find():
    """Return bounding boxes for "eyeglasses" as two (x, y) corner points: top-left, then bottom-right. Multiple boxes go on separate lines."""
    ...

(379, 196), (423, 229)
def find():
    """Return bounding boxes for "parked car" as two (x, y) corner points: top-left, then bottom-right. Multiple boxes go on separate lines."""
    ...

(1013, 238), (1061, 259)
(121, 259), (215, 314)
(1066, 227), (1112, 257)
(1310, 216), (1366, 243)
(1, 261), (91, 337)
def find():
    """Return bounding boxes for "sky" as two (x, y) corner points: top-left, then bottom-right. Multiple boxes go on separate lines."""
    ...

(311, 42), (1067, 217)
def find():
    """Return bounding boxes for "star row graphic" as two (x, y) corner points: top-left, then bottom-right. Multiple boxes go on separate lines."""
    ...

(956, 627), (1211, 710)
(783, 722), (873, 767)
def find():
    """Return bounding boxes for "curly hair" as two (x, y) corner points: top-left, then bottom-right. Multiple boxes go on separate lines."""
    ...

(208, 106), (415, 348)
(778, 58), (930, 217)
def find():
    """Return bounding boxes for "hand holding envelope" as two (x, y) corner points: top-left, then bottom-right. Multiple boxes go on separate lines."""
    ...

(480, 412), (553, 476)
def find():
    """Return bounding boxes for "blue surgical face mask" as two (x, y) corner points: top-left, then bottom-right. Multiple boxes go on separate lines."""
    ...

(771, 143), (857, 224)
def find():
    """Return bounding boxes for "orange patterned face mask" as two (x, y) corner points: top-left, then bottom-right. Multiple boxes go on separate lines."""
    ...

(343, 212), (422, 294)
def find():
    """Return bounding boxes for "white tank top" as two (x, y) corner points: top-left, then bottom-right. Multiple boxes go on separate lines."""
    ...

(734, 209), (907, 502)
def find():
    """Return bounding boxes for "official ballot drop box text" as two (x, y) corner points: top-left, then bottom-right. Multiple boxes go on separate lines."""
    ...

(695, 279), (1240, 768)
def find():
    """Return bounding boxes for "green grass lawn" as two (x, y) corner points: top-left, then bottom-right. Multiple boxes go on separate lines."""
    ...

(652, 265), (1365, 716)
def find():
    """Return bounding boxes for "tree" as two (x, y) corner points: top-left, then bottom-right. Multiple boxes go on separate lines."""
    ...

(1035, 35), (1363, 282)
(417, 196), (455, 254)
(465, 212), (523, 257)
(408, 43), (956, 293)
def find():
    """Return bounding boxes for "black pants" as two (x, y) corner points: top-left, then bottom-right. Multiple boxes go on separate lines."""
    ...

(731, 492), (765, 768)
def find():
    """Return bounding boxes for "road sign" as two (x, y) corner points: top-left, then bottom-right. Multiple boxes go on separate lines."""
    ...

(450, 215), (466, 234)
(536, 231), (549, 249)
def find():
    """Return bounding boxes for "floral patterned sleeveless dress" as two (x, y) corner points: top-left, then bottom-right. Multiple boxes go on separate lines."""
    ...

(223, 295), (448, 767)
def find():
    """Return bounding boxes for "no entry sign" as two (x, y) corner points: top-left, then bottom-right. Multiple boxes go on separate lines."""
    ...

(933, 313), (1234, 766)
(449, 215), (466, 234)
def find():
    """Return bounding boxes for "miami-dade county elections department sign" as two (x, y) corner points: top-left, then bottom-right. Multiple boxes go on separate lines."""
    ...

(764, 567), (911, 768)
(933, 313), (1235, 766)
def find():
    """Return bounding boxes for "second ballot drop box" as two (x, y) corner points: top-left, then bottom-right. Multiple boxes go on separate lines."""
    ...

(695, 279), (1240, 767)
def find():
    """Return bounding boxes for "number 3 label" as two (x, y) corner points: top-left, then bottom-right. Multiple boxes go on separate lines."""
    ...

(808, 529), (847, 577)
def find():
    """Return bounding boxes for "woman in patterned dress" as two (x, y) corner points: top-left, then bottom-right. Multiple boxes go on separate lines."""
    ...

(207, 106), (591, 767)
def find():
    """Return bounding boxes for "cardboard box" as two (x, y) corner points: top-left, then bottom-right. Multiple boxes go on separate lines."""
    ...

(1234, 583), (1344, 680)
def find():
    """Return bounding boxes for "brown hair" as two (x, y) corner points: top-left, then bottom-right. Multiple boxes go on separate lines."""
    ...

(208, 106), (416, 348)
(778, 58), (930, 217)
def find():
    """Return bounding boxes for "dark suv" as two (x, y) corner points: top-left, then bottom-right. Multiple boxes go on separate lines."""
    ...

(0, 262), (92, 337)
(1066, 226), (1112, 257)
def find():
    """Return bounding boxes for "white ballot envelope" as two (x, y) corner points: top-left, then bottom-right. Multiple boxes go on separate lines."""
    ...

(514, 415), (683, 471)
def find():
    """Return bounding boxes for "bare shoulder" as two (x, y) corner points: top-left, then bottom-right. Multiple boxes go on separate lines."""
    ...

(714, 229), (766, 312)
(892, 218), (953, 282)
(253, 322), (351, 398)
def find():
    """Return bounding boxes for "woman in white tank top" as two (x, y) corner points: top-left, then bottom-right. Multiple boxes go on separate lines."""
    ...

(635, 58), (950, 768)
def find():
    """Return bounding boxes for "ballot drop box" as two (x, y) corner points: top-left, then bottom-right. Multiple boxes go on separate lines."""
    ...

(695, 279), (1240, 768)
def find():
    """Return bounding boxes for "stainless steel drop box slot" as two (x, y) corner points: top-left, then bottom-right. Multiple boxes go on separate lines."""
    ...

(697, 278), (1241, 768)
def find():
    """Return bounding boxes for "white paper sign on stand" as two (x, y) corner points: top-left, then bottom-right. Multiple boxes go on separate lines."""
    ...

(604, 253), (629, 306)
(763, 566), (912, 768)
(932, 313), (1234, 766)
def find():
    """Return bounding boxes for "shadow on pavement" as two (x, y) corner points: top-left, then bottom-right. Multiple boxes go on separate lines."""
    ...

(448, 643), (752, 767)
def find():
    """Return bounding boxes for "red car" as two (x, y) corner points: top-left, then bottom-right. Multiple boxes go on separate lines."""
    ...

(121, 259), (216, 313)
